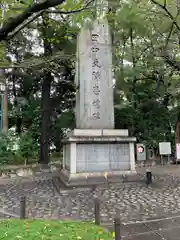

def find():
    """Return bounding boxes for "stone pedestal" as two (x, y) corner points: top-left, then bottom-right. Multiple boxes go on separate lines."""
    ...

(60, 13), (137, 186)
(60, 129), (136, 186)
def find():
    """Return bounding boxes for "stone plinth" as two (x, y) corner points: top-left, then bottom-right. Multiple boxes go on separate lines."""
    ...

(60, 129), (136, 186)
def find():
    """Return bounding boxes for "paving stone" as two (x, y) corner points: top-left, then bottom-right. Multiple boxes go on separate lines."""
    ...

(111, 223), (149, 237)
(122, 232), (162, 240)
(1, 171), (180, 232)
(160, 226), (180, 240)
(145, 219), (175, 230)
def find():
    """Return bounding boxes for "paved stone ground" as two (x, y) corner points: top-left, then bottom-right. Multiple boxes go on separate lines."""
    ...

(113, 216), (180, 239)
(0, 166), (180, 239)
(0, 171), (180, 223)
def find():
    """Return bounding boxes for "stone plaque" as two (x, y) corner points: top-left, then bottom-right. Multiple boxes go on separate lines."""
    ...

(76, 143), (130, 172)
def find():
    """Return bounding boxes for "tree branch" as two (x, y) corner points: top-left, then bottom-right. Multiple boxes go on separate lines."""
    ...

(164, 0), (167, 8)
(165, 8), (180, 47)
(150, 0), (180, 71)
(7, 11), (44, 40)
(160, 48), (180, 71)
(0, 51), (75, 69)
(0, 0), (67, 41)
(47, 7), (91, 14)
(165, 22), (174, 48)
(47, 0), (94, 14)
(150, 0), (180, 31)
(0, 0), (94, 41)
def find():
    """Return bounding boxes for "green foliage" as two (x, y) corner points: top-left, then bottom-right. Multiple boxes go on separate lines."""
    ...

(56, 111), (75, 129)
(0, 131), (19, 165)
(112, 0), (180, 151)
(17, 131), (38, 164)
(0, 0), (179, 162)
(0, 130), (38, 165)
(0, 220), (113, 240)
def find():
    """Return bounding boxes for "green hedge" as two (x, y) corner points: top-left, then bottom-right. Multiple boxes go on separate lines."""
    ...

(0, 219), (113, 240)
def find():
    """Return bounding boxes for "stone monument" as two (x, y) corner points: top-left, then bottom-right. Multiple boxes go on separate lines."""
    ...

(60, 2), (136, 186)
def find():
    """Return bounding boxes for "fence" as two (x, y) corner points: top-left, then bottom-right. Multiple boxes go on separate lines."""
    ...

(15, 172), (155, 240)
(19, 195), (122, 240)
(18, 172), (154, 240)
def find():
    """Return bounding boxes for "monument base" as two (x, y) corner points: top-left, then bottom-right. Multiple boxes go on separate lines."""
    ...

(60, 129), (136, 186)
(60, 169), (137, 186)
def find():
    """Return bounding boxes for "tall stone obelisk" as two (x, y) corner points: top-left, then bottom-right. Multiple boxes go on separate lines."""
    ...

(75, 16), (114, 129)
(60, 0), (136, 186)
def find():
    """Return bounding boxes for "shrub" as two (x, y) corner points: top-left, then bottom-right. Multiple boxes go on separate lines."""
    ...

(0, 131), (17, 165)
(17, 131), (38, 165)
(0, 130), (38, 165)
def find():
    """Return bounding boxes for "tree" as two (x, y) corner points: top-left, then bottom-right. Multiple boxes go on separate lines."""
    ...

(38, 11), (53, 164)
(110, 0), (179, 152)
(5, 14), (76, 163)
(148, 0), (180, 151)
(150, 0), (180, 71)
(1, 0), (179, 164)
(0, 0), (93, 42)
(0, 0), (93, 165)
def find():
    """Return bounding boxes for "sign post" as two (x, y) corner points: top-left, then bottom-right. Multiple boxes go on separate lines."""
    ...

(136, 143), (146, 161)
(0, 94), (3, 131)
(176, 143), (180, 164)
(159, 142), (171, 165)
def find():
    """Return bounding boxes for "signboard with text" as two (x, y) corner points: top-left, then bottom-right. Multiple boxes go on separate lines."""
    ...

(176, 144), (180, 159)
(136, 143), (146, 161)
(159, 142), (171, 155)
(0, 94), (3, 131)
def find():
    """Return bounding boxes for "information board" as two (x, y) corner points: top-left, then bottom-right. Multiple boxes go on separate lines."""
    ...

(176, 144), (180, 159)
(159, 142), (171, 155)
(136, 143), (146, 161)
(0, 94), (3, 131)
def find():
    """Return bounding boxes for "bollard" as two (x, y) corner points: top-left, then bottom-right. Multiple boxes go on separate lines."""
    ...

(114, 217), (121, 240)
(94, 197), (100, 225)
(20, 196), (26, 219)
(146, 170), (152, 185)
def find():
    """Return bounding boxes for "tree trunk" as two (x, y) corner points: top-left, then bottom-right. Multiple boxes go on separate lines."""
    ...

(129, 27), (137, 136)
(39, 12), (52, 164)
(2, 74), (8, 134)
(176, 120), (180, 144)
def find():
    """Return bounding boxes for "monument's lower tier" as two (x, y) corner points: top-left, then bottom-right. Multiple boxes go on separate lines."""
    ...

(60, 129), (136, 186)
